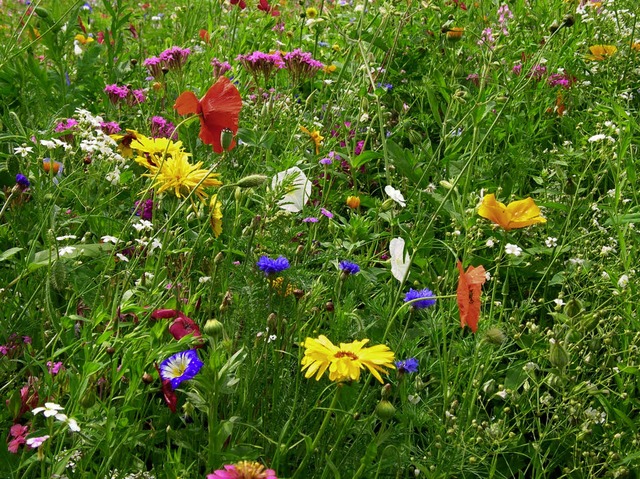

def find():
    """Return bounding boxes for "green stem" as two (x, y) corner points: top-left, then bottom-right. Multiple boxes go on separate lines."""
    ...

(291, 386), (341, 479)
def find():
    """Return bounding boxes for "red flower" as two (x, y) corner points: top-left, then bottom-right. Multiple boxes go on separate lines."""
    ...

(154, 364), (177, 413)
(174, 76), (243, 154)
(456, 261), (487, 333)
(230, 0), (247, 9)
(258, 0), (281, 16)
(8, 424), (28, 454)
(151, 308), (180, 320)
(168, 315), (202, 342)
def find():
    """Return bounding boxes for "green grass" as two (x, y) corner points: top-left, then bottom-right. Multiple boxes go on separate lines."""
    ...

(1, 0), (639, 477)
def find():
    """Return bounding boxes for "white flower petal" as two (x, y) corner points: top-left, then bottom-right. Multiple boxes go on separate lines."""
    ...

(272, 167), (312, 213)
(389, 237), (410, 282)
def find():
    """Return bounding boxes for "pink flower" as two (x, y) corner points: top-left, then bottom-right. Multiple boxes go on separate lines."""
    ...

(26, 435), (50, 448)
(208, 461), (277, 479)
(8, 424), (28, 453)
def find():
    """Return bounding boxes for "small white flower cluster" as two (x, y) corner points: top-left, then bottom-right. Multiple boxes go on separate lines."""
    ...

(74, 109), (126, 165)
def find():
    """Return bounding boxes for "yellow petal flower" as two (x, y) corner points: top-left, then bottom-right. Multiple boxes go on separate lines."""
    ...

(478, 194), (546, 231)
(209, 194), (223, 237)
(301, 335), (395, 383)
(300, 126), (324, 155)
(586, 44), (617, 61)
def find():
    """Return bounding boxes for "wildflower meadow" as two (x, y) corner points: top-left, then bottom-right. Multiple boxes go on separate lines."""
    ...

(1, 0), (640, 477)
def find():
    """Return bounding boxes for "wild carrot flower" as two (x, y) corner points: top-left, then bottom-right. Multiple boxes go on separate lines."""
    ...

(208, 461), (277, 479)
(478, 193), (546, 230)
(159, 350), (204, 390)
(301, 335), (395, 383)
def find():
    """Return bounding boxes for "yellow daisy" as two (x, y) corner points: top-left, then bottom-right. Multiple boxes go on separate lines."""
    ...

(301, 335), (395, 383)
(136, 150), (222, 202)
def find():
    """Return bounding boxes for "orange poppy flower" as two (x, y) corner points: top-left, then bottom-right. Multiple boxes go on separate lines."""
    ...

(174, 76), (242, 154)
(346, 195), (361, 209)
(586, 45), (617, 61)
(478, 194), (546, 230)
(456, 261), (487, 333)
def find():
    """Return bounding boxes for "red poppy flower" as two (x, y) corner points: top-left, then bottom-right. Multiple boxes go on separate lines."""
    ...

(174, 76), (242, 154)
(456, 261), (487, 333)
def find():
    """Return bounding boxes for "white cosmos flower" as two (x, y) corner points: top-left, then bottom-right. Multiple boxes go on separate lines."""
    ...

(389, 237), (410, 282)
(384, 185), (406, 207)
(272, 166), (312, 213)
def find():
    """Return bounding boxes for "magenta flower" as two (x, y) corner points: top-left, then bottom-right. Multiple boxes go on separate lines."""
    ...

(208, 461), (277, 479)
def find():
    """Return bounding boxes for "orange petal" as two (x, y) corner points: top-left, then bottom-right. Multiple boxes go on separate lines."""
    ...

(174, 91), (200, 116)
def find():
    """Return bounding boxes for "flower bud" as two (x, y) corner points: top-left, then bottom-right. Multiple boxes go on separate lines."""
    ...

(380, 198), (396, 211)
(234, 186), (242, 202)
(267, 313), (278, 331)
(374, 400), (396, 421)
(549, 339), (569, 369)
(562, 14), (574, 27)
(220, 128), (234, 151)
(142, 372), (153, 384)
(204, 319), (224, 338)
(381, 383), (392, 399)
(237, 174), (268, 188)
(484, 327), (506, 345)
(346, 196), (360, 209)
(563, 298), (582, 318)
(325, 301), (334, 312)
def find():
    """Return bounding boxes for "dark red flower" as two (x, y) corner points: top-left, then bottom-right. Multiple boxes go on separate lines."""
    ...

(258, 0), (280, 16)
(154, 364), (177, 413)
(168, 315), (202, 342)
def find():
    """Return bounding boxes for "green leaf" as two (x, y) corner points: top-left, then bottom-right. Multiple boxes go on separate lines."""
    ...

(0, 247), (22, 262)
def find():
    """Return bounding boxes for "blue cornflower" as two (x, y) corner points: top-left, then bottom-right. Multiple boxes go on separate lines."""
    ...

(395, 357), (419, 374)
(16, 173), (30, 190)
(339, 260), (360, 275)
(404, 288), (436, 309)
(257, 255), (290, 276)
(159, 350), (204, 390)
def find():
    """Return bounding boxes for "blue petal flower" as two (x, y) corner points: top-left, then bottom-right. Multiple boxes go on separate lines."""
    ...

(159, 350), (204, 390)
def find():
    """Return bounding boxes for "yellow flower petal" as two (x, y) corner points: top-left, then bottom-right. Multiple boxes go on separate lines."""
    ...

(478, 193), (546, 230)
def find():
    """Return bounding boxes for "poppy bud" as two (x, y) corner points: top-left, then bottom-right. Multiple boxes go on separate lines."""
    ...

(130, 58), (138, 66)
(325, 301), (334, 312)
(142, 373), (153, 384)
(237, 174), (268, 188)
(220, 128), (234, 151)
(374, 400), (396, 421)
(204, 319), (224, 338)
(293, 288), (305, 300)
(381, 383), (392, 399)
(562, 14), (574, 27)
(106, 346), (115, 355)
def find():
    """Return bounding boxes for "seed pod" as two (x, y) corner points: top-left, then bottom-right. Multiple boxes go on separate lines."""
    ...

(220, 128), (234, 151)
(374, 400), (396, 421)
(549, 339), (569, 369)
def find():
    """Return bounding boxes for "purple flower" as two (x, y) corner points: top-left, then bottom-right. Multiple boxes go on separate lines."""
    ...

(319, 157), (333, 165)
(159, 46), (191, 71)
(339, 260), (360, 275)
(404, 288), (436, 309)
(54, 119), (78, 133)
(100, 121), (121, 135)
(354, 140), (365, 156)
(512, 63), (522, 75)
(47, 361), (64, 376)
(528, 64), (547, 81)
(257, 255), (290, 276)
(211, 58), (232, 78)
(320, 208), (333, 219)
(104, 84), (129, 103)
(303, 217), (319, 223)
(16, 173), (30, 190)
(143, 56), (164, 78)
(395, 357), (419, 374)
(283, 49), (324, 82)
(135, 199), (154, 221)
(150, 116), (177, 139)
(159, 350), (204, 390)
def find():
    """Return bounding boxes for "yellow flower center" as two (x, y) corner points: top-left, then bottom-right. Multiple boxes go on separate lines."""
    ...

(335, 351), (358, 360)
